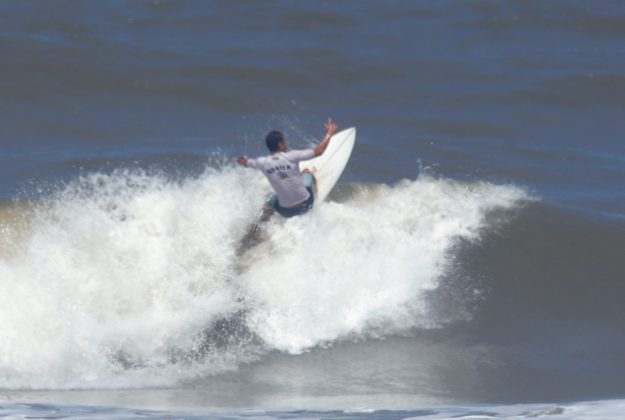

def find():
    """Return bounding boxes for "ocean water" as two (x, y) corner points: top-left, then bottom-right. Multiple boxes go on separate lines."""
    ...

(1, 1), (625, 419)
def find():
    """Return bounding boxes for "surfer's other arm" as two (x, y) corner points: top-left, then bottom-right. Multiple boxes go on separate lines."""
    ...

(237, 156), (249, 167)
(313, 118), (338, 157)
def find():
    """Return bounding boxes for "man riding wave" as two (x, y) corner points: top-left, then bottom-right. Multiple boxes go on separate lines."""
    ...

(237, 118), (338, 220)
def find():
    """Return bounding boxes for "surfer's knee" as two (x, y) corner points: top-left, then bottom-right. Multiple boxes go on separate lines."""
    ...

(302, 167), (317, 176)
(261, 207), (274, 222)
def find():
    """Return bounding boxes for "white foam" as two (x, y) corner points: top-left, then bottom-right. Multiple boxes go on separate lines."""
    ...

(240, 178), (527, 353)
(0, 167), (527, 389)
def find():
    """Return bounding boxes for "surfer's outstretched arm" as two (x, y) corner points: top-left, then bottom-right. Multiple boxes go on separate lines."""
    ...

(313, 118), (338, 157)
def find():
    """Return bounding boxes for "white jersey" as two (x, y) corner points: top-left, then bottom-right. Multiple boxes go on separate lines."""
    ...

(248, 149), (315, 207)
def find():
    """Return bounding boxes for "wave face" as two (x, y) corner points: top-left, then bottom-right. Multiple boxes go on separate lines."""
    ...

(0, 167), (526, 389)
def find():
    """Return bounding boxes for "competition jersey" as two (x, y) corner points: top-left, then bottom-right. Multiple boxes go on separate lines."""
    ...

(247, 149), (315, 207)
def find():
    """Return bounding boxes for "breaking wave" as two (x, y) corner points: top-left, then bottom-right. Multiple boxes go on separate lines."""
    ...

(0, 165), (527, 389)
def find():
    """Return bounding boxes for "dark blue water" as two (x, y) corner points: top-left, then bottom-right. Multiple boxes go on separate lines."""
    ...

(3, 1), (624, 216)
(1, 0), (625, 416)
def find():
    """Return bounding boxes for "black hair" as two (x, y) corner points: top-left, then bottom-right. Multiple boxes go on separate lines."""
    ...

(265, 130), (284, 152)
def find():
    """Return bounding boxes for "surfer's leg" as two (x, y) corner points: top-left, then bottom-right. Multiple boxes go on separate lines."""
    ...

(247, 206), (272, 242)
(260, 205), (274, 222)
(239, 197), (276, 251)
(262, 195), (278, 220)
(253, 196), (276, 236)
(301, 170), (317, 197)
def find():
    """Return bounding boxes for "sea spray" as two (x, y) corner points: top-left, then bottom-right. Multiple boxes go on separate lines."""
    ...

(239, 178), (528, 353)
(0, 166), (527, 389)
(0, 167), (264, 388)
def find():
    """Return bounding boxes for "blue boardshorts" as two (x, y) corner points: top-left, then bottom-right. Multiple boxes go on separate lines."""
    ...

(267, 172), (315, 218)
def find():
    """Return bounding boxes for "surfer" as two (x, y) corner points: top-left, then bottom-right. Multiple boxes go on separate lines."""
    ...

(237, 118), (337, 220)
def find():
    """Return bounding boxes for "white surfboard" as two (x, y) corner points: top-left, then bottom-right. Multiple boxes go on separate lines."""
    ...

(300, 127), (356, 203)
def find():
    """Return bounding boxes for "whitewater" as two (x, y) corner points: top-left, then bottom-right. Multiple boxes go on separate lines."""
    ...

(0, 164), (526, 390)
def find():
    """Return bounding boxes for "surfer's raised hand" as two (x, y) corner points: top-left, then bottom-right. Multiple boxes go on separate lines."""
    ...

(314, 119), (338, 157)
(325, 118), (337, 136)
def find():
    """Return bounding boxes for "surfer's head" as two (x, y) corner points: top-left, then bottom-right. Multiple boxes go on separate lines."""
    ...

(265, 130), (286, 153)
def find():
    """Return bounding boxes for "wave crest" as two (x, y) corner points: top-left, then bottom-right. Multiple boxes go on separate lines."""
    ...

(0, 168), (527, 389)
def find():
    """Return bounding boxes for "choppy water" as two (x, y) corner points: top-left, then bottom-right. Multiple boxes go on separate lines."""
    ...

(1, 1), (625, 418)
